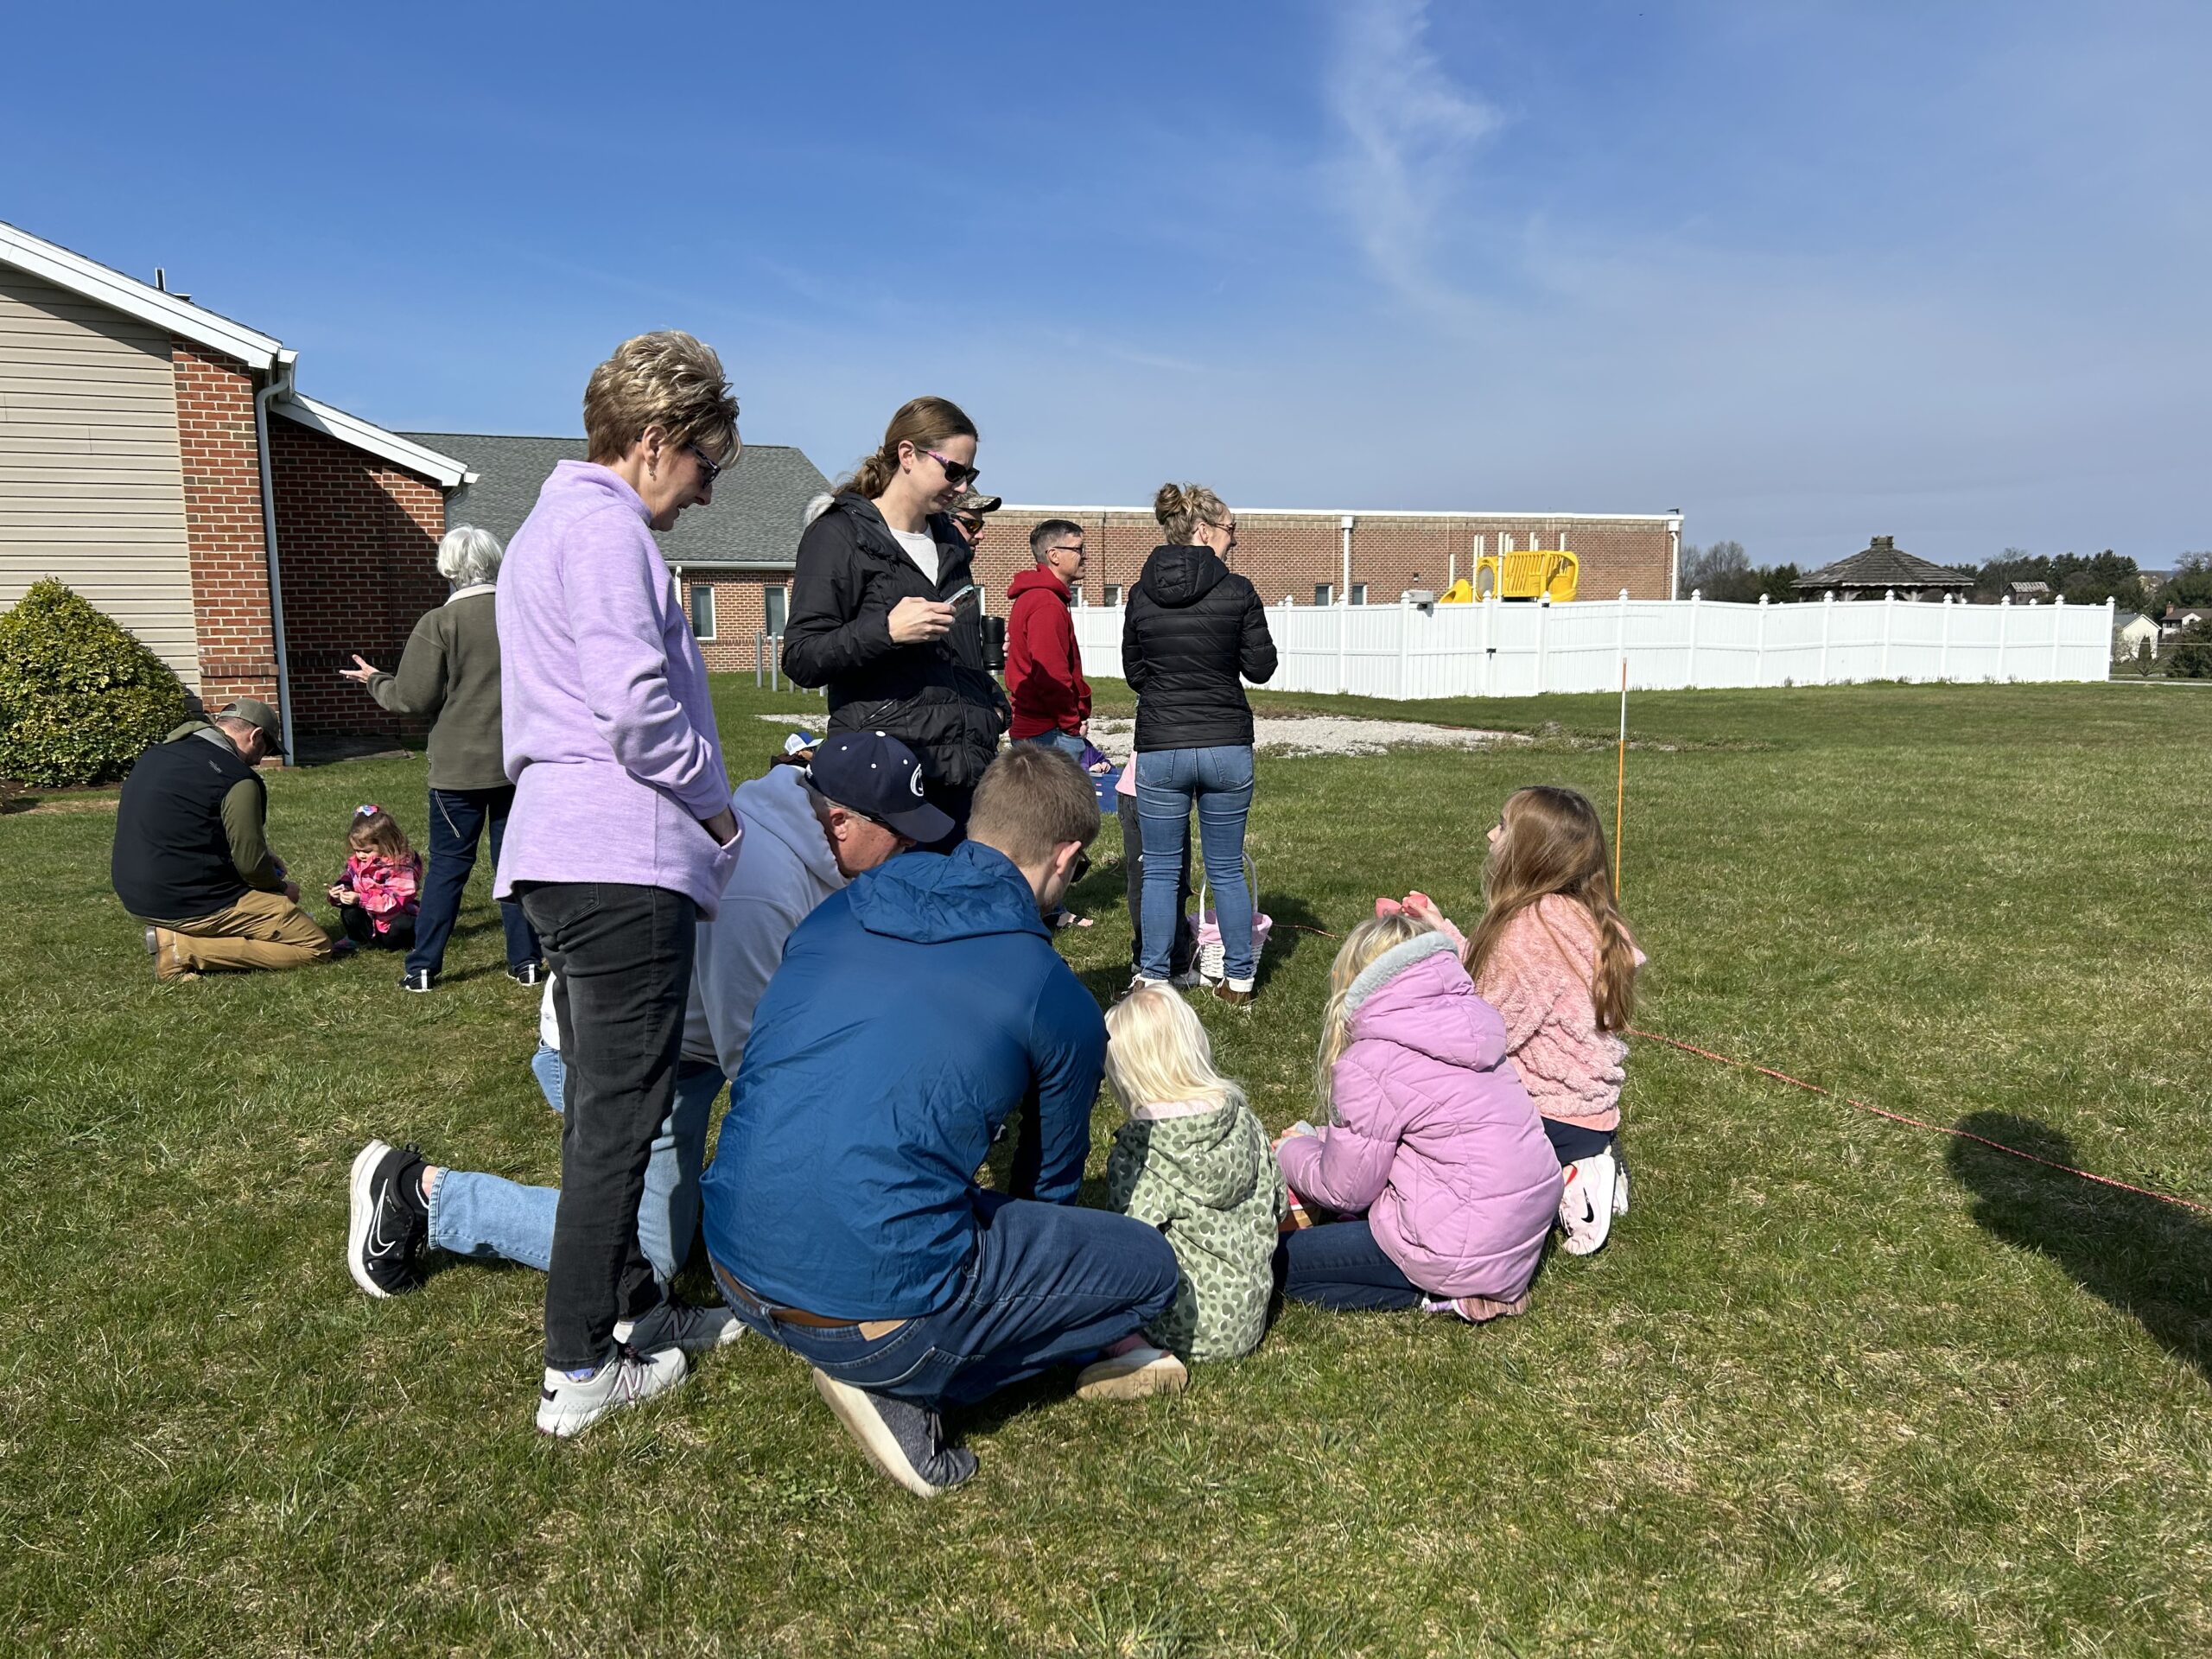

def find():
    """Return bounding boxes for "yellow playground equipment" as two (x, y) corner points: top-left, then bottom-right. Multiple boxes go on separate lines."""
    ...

(1472, 548), (1579, 602)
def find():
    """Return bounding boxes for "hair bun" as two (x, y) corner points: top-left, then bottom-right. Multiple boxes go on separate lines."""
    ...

(1153, 482), (1187, 525)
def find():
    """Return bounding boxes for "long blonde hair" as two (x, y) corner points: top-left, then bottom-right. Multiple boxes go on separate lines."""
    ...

(1314, 912), (1433, 1109)
(1461, 785), (1638, 1032)
(1105, 985), (1244, 1115)
(834, 396), (977, 500)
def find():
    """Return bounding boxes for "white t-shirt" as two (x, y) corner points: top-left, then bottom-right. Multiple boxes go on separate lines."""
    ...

(890, 526), (939, 586)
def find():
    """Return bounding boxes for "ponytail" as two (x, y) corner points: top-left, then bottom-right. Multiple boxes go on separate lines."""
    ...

(832, 396), (977, 501)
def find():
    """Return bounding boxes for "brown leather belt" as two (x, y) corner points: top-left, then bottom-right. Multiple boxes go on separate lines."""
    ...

(714, 1261), (903, 1335)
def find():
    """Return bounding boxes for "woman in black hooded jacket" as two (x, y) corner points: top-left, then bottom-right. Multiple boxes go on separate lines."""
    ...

(782, 397), (1007, 841)
(1122, 481), (1277, 1003)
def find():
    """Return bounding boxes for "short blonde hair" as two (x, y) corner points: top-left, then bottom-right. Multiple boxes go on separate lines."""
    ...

(1154, 481), (1230, 545)
(1105, 985), (1245, 1116)
(582, 331), (740, 466)
(1315, 912), (1433, 1110)
(968, 744), (1100, 868)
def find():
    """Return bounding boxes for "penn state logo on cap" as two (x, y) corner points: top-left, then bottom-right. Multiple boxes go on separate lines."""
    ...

(804, 731), (954, 843)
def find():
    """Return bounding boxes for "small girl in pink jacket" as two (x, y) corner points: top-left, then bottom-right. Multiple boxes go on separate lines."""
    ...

(1274, 913), (1562, 1324)
(1400, 785), (1644, 1255)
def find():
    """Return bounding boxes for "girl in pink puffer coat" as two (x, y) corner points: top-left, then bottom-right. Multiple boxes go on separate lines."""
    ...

(1274, 914), (1562, 1324)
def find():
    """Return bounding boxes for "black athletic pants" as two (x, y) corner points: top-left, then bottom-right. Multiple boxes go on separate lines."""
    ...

(516, 880), (696, 1371)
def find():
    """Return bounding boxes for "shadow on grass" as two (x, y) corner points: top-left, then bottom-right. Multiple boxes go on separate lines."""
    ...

(1948, 1111), (2212, 1383)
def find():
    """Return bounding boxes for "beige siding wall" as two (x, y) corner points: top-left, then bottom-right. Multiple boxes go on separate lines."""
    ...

(0, 265), (199, 688)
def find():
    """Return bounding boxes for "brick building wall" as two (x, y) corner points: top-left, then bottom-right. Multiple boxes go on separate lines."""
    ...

(172, 341), (280, 710)
(675, 570), (792, 672)
(268, 418), (448, 737)
(966, 509), (1677, 613)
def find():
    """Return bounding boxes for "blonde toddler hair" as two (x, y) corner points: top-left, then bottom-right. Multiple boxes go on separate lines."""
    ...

(1105, 984), (1246, 1116)
(1314, 912), (1433, 1109)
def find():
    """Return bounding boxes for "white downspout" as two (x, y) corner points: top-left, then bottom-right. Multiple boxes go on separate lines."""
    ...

(1338, 514), (1355, 693)
(1666, 512), (1682, 601)
(253, 351), (299, 760)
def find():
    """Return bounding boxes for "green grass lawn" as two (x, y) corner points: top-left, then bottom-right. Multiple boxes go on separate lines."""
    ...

(6, 678), (2212, 1656)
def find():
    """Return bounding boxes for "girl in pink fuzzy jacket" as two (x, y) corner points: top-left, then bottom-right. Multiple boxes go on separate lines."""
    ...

(1400, 785), (1644, 1255)
(1274, 912), (1562, 1325)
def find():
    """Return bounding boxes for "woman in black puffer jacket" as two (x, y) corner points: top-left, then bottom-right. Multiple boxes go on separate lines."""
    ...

(782, 397), (1007, 843)
(1122, 482), (1278, 1003)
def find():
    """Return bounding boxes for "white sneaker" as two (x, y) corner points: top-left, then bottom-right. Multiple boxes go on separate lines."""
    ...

(535, 1346), (688, 1438)
(1612, 1156), (1630, 1217)
(1075, 1343), (1188, 1401)
(1558, 1152), (1617, 1256)
(614, 1299), (741, 1357)
(1168, 967), (1204, 988)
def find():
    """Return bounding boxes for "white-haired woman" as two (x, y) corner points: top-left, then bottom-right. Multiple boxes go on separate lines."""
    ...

(341, 523), (543, 990)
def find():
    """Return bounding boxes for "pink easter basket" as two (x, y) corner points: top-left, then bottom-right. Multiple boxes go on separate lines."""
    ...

(1192, 853), (1272, 982)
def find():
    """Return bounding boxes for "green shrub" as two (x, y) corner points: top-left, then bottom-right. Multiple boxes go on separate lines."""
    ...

(0, 579), (188, 786)
(2170, 620), (2212, 681)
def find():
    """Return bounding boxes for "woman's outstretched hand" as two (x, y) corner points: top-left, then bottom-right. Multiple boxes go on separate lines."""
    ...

(340, 654), (381, 684)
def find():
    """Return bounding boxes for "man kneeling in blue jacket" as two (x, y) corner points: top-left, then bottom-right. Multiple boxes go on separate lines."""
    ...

(700, 744), (1181, 1496)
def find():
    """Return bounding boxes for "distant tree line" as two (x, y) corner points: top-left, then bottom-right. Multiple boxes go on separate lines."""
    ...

(1678, 541), (2212, 615)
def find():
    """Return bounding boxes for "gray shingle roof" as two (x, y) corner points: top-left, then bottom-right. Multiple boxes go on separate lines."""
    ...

(402, 433), (827, 570)
(1795, 535), (1974, 592)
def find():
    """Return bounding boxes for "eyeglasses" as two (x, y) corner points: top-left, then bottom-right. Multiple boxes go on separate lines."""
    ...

(686, 442), (724, 486)
(920, 448), (979, 488)
(1070, 849), (1090, 884)
(1047, 544), (1084, 559)
(956, 517), (984, 537)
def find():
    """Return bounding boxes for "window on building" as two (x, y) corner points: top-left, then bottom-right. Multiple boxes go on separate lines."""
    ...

(764, 584), (788, 638)
(689, 583), (716, 640)
(1350, 584), (1368, 606)
(1103, 584), (1122, 607)
(1314, 583), (1332, 607)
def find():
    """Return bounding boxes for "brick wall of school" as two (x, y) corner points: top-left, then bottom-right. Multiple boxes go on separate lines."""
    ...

(963, 510), (1676, 612)
(172, 341), (281, 712)
(268, 417), (448, 737)
(676, 570), (791, 672)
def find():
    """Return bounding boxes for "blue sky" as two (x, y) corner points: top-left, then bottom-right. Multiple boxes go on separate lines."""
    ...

(4, 1), (2206, 568)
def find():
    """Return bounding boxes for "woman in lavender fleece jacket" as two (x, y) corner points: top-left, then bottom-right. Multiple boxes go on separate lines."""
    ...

(493, 330), (745, 1437)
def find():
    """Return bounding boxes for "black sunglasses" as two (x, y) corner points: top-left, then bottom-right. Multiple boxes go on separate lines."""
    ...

(1070, 849), (1090, 884)
(920, 447), (980, 488)
(686, 442), (724, 486)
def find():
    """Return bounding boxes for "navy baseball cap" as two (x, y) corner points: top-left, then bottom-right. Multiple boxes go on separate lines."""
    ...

(804, 731), (954, 842)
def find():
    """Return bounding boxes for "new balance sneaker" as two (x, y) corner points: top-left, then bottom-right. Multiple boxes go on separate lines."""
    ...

(613, 1299), (742, 1357)
(346, 1139), (429, 1298)
(810, 1369), (976, 1497)
(506, 961), (543, 987)
(535, 1345), (688, 1438)
(1558, 1151), (1618, 1256)
(1074, 1343), (1189, 1401)
(398, 968), (435, 994)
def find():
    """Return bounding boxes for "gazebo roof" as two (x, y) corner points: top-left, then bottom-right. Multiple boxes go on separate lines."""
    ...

(1795, 536), (1974, 591)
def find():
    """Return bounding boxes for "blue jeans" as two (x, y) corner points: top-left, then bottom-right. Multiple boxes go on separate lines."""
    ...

(713, 1191), (1179, 1411)
(426, 1046), (725, 1287)
(1136, 745), (1256, 982)
(1274, 1218), (1425, 1312)
(408, 785), (541, 978)
(1014, 730), (1089, 763)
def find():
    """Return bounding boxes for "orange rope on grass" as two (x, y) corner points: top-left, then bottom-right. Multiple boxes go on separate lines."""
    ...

(1627, 1027), (2209, 1215)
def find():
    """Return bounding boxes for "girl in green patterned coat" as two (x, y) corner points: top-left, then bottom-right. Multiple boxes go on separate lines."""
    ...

(1098, 984), (1287, 1369)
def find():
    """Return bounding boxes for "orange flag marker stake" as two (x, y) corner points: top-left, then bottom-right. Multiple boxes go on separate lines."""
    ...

(1614, 659), (1627, 897)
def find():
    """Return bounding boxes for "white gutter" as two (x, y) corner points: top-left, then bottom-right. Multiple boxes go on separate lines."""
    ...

(253, 352), (300, 760)
(274, 394), (477, 488)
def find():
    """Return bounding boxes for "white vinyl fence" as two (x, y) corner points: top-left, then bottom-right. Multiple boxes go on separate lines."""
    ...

(1073, 592), (2114, 698)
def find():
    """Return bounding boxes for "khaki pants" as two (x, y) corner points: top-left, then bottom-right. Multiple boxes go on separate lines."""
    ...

(145, 889), (335, 979)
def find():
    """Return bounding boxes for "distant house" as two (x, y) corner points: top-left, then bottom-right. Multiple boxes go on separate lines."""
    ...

(2160, 605), (2212, 639)
(1793, 536), (1977, 602)
(2008, 582), (2051, 604)
(407, 433), (830, 674)
(2113, 611), (2159, 657)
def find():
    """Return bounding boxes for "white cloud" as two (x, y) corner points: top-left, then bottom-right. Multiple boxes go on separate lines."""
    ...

(1322, 0), (1503, 324)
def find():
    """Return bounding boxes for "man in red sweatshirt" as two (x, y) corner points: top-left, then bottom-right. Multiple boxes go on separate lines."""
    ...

(1007, 518), (1092, 762)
